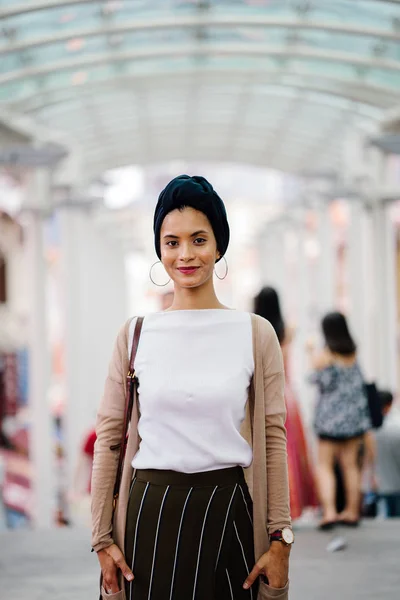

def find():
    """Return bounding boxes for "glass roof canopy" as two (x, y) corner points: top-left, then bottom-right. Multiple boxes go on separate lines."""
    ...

(0, 0), (400, 180)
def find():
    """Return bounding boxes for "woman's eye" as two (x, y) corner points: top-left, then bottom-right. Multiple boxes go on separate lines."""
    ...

(166, 241), (178, 247)
(194, 238), (206, 244)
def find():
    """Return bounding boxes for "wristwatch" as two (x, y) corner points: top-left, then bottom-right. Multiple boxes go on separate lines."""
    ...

(270, 527), (295, 547)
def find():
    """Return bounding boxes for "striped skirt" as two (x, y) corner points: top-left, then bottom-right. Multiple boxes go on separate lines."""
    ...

(124, 467), (258, 600)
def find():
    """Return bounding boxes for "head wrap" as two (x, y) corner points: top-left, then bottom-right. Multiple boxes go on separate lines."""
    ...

(153, 174), (230, 262)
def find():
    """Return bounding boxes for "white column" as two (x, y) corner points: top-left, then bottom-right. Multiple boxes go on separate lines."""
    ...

(261, 225), (287, 301)
(348, 199), (375, 379)
(372, 201), (398, 390)
(317, 202), (335, 315)
(59, 207), (127, 514)
(383, 205), (398, 392)
(26, 169), (55, 528)
(59, 208), (83, 506)
(292, 221), (313, 425)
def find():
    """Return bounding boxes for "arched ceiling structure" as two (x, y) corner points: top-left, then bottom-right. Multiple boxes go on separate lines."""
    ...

(0, 0), (400, 181)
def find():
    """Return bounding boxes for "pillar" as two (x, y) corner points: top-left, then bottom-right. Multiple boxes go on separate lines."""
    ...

(26, 168), (55, 528)
(365, 145), (398, 391)
(59, 206), (127, 515)
(371, 201), (398, 390)
(317, 201), (335, 316)
(348, 199), (375, 379)
(292, 219), (314, 425)
(260, 224), (288, 313)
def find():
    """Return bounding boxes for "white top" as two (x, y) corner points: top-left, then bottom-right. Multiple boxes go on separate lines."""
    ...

(128, 309), (254, 473)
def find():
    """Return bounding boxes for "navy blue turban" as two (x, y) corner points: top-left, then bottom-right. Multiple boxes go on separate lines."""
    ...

(153, 175), (230, 262)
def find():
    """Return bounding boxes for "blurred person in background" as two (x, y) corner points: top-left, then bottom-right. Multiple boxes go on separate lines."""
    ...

(374, 391), (400, 517)
(0, 452), (6, 530)
(91, 175), (293, 600)
(309, 312), (371, 529)
(359, 429), (378, 518)
(254, 286), (317, 521)
(0, 411), (31, 529)
(75, 427), (97, 495)
(70, 427), (97, 527)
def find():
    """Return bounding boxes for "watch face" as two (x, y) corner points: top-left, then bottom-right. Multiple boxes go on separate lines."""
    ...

(282, 527), (294, 544)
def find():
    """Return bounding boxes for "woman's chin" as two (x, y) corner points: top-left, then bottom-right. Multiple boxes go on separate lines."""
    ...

(179, 281), (203, 289)
(174, 275), (207, 289)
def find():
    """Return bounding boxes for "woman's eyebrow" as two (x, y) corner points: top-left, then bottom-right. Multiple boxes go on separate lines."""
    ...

(191, 230), (208, 237)
(163, 230), (209, 239)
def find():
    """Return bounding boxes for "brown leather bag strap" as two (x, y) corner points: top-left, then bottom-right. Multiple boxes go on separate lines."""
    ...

(112, 316), (144, 509)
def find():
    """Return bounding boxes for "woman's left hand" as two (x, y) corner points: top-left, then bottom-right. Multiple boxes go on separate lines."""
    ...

(243, 544), (290, 590)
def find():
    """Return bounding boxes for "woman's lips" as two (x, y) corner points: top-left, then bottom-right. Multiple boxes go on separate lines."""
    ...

(177, 267), (199, 275)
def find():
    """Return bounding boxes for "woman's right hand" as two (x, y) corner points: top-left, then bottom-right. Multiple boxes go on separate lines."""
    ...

(97, 544), (134, 594)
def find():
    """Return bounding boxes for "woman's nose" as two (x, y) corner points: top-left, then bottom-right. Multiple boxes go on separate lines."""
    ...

(179, 242), (195, 261)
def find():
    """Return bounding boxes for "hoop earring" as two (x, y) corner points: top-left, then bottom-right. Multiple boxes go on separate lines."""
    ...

(214, 255), (228, 280)
(149, 261), (171, 287)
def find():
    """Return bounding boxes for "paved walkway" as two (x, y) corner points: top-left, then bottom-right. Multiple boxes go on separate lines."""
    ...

(0, 520), (399, 599)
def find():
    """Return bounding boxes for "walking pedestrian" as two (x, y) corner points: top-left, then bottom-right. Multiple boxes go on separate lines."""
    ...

(374, 391), (400, 517)
(309, 312), (371, 529)
(254, 287), (318, 521)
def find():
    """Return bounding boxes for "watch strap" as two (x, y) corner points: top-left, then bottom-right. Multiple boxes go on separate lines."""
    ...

(270, 528), (294, 546)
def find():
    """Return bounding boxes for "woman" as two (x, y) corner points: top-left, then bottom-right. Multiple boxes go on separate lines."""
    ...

(254, 287), (317, 521)
(309, 312), (371, 529)
(91, 175), (293, 600)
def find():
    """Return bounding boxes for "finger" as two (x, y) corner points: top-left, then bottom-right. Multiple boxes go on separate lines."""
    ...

(114, 554), (134, 582)
(103, 574), (120, 594)
(107, 546), (134, 583)
(243, 563), (262, 589)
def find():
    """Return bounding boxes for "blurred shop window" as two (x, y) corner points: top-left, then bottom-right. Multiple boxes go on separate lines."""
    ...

(0, 253), (6, 304)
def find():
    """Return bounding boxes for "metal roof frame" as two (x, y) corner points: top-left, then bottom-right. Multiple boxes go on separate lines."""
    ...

(14, 69), (397, 117)
(2, 0), (400, 18)
(0, 0), (398, 180)
(2, 43), (400, 87)
(1, 13), (399, 58)
(37, 95), (377, 138)
(82, 143), (343, 181)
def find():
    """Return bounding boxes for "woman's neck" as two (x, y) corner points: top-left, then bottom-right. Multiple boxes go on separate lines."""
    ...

(167, 283), (227, 312)
(331, 351), (357, 366)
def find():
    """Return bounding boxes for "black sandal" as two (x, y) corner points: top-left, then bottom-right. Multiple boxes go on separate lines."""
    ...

(318, 521), (337, 531)
(338, 519), (360, 527)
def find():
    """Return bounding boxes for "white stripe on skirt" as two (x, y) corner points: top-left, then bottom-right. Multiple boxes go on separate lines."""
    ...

(239, 484), (253, 525)
(233, 520), (253, 600)
(169, 487), (194, 600)
(129, 476), (137, 497)
(226, 569), (234, 600)
(147, 485), (170, 600)
(129, 482), (150, 600)
(192, 485), (218, 600)
(215, 484), (238, 571)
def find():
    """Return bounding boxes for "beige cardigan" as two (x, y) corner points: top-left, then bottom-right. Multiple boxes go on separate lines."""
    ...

(91, 313), (291, 599)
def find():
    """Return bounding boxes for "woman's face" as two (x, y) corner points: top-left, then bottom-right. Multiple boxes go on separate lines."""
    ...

(160, 206), (220, 289)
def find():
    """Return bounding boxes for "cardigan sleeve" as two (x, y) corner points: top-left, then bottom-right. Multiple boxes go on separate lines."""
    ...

(91, 320), (130, 552)
(262, 321), (292, 534)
